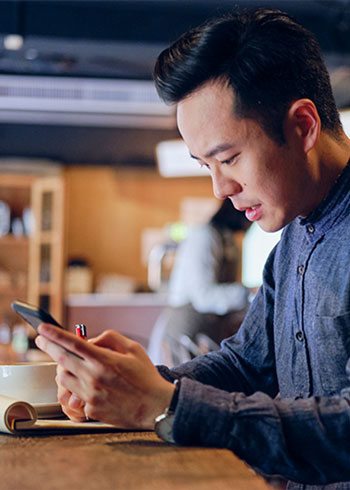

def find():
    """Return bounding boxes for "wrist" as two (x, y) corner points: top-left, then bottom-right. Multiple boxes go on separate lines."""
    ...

(168, 379), (181, 412)
(154, 379), (181, 443)
(140, 379), (176, 430)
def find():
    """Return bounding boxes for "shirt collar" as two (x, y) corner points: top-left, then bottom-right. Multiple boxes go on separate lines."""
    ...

(299, 160), (350, 241)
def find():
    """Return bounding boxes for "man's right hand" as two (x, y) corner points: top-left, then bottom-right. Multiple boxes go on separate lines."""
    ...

(36, 325), (176, 430)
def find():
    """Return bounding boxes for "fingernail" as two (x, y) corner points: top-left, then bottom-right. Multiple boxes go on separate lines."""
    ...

(35, 336), (43, 348)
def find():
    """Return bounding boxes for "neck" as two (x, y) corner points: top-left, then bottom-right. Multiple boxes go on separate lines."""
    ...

(301, 130), (350, 216)
(315, 129), (350, 189)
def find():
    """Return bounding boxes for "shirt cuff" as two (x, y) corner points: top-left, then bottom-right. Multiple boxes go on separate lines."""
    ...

(172, 376), (234, 448)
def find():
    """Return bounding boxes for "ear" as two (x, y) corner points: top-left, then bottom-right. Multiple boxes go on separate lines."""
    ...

(285, 99), (320, 154)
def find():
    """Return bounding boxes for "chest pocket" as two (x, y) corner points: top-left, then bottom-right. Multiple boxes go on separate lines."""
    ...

(314, 311), (350, 394)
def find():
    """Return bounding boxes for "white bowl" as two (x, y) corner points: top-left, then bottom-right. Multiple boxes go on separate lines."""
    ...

(0, 361), (58, 404)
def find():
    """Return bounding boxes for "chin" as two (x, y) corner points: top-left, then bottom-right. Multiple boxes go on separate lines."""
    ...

(257, 220), (285, 233)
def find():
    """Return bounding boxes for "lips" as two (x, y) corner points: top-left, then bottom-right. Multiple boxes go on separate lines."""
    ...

(241, 204), (262, 222)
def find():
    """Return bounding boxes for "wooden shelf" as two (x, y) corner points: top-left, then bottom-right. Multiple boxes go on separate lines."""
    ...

(38, 283), (52, 294)
(0, 174), (36, 188)
(0, 235), (30, 246)
(32, 230), (61, 244)
(0, 173), (65, 323)
(0, 286), (27, 295)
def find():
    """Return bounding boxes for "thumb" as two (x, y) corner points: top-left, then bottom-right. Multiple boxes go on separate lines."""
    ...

(90, 330), (136, 354)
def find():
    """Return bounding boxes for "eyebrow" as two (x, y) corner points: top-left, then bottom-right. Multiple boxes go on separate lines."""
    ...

(190, 143), (235, 160)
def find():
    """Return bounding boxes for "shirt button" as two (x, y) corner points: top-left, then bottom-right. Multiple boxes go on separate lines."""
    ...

(307, 224), (315, 233)
(296, 331), (304, 342)
(297, 265), (304, 275)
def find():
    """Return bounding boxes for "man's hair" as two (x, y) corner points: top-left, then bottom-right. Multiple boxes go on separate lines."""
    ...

(153, 8), (342, 143)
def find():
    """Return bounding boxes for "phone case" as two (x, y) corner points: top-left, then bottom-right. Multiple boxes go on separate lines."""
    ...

(11, 301), (62, 331)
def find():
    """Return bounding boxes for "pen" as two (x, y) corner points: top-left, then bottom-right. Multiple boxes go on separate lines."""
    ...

(75, 323), (89, 421)
(75, 323), (87, 339)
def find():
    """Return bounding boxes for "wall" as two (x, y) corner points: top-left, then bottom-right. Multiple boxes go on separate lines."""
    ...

(64, 166), (213, 287)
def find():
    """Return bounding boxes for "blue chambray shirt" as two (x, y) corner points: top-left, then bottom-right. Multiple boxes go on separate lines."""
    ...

(159, 162), (350, 488)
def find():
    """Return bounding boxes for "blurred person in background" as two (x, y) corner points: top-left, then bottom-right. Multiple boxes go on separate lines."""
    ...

(161, 198), (251, 363)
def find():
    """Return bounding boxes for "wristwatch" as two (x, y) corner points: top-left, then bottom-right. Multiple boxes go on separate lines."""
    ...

(154, 379), (181, 443)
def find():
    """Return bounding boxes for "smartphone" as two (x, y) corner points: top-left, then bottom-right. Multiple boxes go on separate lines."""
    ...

(11, 300), (62, 332)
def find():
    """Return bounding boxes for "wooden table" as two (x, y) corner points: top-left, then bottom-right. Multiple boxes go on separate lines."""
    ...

(0, 430), (272, 490)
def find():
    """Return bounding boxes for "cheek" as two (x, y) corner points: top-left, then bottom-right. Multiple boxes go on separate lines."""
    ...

(255, 176), (287, 210)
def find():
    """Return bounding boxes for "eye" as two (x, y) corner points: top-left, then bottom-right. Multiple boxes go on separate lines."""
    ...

(221, 154), (239, 165)
(198, 161), (210, 170)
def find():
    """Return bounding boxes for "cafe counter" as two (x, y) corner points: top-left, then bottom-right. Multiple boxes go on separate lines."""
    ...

(65, 292), (168, 349)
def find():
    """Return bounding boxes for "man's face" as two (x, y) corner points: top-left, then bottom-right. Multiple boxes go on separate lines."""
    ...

(177, 80), (314, 232)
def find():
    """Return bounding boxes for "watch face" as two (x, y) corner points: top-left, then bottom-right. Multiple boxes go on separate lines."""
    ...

(155, 413), (175, 443)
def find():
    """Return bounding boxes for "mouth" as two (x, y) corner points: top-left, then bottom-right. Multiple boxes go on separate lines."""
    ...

(236, 204), (262, 222)
(235, 203), (259, 211)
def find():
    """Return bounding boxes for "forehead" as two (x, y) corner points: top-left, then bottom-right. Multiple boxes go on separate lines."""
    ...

(176, 81), (250, 156)
(177, 80), (234, 128)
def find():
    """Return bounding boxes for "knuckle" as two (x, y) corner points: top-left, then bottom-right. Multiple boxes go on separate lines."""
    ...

(57, 351), (67, 366)
(73, 340), (86, 357)
(86, 393), (102, 407)
(87, 363), (105, 384)
(58, 368), (68, 383)
(128, 340), (142, 355)
(56, 364), (64, 375)
(103, 330), (116, 341)
(56, 374), (66, 390)
(90, 375), (104, 392)
(57, 390), (68, 405)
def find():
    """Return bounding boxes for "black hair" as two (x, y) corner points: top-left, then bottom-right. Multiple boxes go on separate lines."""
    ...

(210, 199), (250, 232)
(154, 8), (342, 144)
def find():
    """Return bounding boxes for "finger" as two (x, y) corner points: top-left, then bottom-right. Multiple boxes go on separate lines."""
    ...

(69, 393), (84, 409)
(37, 323), (101, 363)
(57, 367), (86, 401)
(35, 334), (84, 377)
(56, 383), (86, 420)
(92, 329), (139, 353)
(57, 384), (72, 406)
(61, 405), (87, 423)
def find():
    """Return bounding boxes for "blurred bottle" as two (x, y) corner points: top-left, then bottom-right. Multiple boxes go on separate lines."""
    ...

(66, 258), (93, 294)
(0, 201), (11, 236)
(11, 323), (29, 362)
(0, 315), (16, 363)
(22, 206), (34, 236)
(11, 217), (25, 236)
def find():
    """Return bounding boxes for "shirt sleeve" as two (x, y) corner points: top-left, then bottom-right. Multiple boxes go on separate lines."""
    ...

(159, 274), (280, 397)
(171, 376), (350, 485)
(168, 225), (248, 314)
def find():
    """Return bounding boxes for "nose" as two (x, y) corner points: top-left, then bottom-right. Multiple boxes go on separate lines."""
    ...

(211, 166), (242, 200)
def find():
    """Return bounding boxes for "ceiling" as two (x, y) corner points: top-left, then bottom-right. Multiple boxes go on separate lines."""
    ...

(0, 1), (348, 82)
(0, 0), (348, 165)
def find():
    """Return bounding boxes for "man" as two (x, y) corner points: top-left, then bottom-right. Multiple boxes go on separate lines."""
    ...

(35, 8), (350, 489)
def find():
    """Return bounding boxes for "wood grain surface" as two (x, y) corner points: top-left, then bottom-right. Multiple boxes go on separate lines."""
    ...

(0, 431), (272, 490)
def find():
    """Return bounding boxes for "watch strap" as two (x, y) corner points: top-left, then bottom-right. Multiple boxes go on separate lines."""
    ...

(169, 378), (181, 413)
